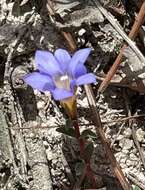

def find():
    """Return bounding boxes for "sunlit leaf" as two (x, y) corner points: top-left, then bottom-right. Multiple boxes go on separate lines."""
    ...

(65, 118), (73, 128)
(81, 129), (97, 139)
(82, 142), (94, 162)
(132, 186), (141, 190)
(12, 0), (32, 16)
(56, 126), (76, 138)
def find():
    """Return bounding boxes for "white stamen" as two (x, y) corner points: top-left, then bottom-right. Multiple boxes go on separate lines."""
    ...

(54, 74), (71, 91)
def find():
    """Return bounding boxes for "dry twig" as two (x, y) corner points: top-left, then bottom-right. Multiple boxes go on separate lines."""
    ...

(84, 85), (130, 190)
(127, 173), (145, 190)
(123, 90), (145, 169)
(102, 114), (145, 124)
(95, 1), (145, 92)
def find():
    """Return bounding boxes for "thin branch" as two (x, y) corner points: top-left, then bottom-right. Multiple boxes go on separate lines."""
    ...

(123, 90), (145, 169)
(127, 173), (145, 190)
(102, 114), (145, 124)
(132, 124), (145, 169)
(110, 123), (125, 148)
(94, 0), (145, 92)
(84, 85), (130, 190)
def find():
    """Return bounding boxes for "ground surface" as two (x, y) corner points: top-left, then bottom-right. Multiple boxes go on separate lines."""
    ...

(0, 0), (145, 190)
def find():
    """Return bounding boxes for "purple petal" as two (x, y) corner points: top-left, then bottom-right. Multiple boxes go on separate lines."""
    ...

(70, 79), (76, 89)
(54, 49), (71, 72)
(73, 62), (87, 78)
(76, 73), (96, 86)
(24, 72), (55, 92)
(51, 88), (73, 100)
(68, 48), (91, 77)
(35, 50), (62, 76)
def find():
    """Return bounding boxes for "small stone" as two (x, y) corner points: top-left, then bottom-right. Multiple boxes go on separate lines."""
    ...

(126, 159), (133, 166)
(129, 153), (138, 161)
(46, 150), (54, 161)
(43, 140), (48, 147)
(122, 149), (129, 154)
(78, 28), (86, 36)
(119, 138), (133, 150)
(131, 149), (137, 154)
(120, 163), (126, 169)
(120, 157), (127, 164)
(37, 101), (45, 109)
(52, 158), (58, 165)
(29, 132), (35, 138)
(51, 168), (55, 175)
(136, 128), (145, 142)
(62, 178), (67, 183)
(123, 128), (132, 138)
(138, 172), (145, 182)
(115, 152), (122, 160)
(131, 168), (138, 174)
(116, 134), (124, 141)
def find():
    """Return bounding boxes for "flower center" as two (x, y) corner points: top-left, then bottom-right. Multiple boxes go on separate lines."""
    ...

(54, 74), (71, 91)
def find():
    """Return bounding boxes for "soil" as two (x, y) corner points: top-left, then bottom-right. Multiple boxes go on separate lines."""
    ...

(0, 0), (145, 190)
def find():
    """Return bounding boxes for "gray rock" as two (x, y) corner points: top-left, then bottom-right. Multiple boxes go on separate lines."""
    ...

(136, 128), (145, 142)
(119, 138), (133, 150)
(123, 128), (132, 138)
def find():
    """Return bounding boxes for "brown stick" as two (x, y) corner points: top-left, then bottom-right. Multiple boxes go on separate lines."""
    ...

(98, 2), (145, 93)
(84, 85), (130, 190)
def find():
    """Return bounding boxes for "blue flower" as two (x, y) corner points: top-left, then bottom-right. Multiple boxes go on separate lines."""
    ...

(24, 48), (96, 100)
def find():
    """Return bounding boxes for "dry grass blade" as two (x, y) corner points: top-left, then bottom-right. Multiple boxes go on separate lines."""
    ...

(123, 90), (145, 169)
(96, 1), (145, 93)
(127, 173), (145, 190)
(128, 172), (145, 190)
(102, 114), (145, 124)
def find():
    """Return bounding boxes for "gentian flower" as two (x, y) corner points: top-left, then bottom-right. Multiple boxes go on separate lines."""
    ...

(24, 48), (96, 101)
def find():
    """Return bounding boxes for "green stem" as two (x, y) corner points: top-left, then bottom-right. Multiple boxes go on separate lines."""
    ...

(73, 119), (85, 155)
(72, 119), (97, 188)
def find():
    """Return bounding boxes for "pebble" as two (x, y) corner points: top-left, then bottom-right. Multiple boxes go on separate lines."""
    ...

(126, 159), (135, 167)
(136, 128), (145, 142)
(122, 149), (129, 154)
(116, 134), (124, 141)
(120, 163), (126, 169)
(119, 138), (133, 150)
(78, 28), (86, 36)
(123, 128), (132, 138)
(129, 153), (138, 161)
(138, 172), (145, 182)
(46, 150), (54, 161)
(43, 140), (49, 147)
(52, 158), (58, 165)
(37, 100), (46, 110)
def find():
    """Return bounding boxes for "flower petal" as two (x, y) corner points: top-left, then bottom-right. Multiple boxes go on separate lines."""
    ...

(54, 49), (71, 72)
(70, 79), (76, 89)
(68, 48), (91, 77)
(51, 88), (73, 100)
(76, 73), (96, 86)
(73, 62), (87, 78)
(24, 72), (55, 92)
(35, 50), (62, 76)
